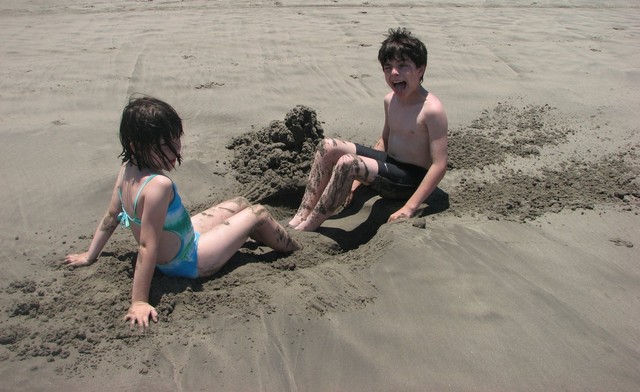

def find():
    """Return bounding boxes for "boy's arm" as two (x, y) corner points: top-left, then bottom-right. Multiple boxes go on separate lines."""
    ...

(125, 177), (172, 331)
(64, 170), (123, 267)
(389, 105), (448, 221)
(376, 95), (391, 152)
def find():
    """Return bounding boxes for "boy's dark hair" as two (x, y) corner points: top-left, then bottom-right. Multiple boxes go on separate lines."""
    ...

(119, 96), (183, 170)
(378, 27), (428, 81)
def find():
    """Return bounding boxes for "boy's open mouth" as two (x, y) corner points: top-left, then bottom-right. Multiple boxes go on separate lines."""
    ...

(392, 81), (407, 92)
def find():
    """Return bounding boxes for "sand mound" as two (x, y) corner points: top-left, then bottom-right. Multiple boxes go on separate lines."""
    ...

(226, 105), (324, 203)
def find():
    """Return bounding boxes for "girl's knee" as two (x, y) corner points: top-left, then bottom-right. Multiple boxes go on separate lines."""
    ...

(248, 204), (274, 233)
(250, 203), (269, 218)
(232, 196), (250, 209)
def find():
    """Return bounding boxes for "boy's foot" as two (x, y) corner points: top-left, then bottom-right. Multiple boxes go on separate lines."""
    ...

(287, 215), (303, 228)
(293, 219), (320, 232)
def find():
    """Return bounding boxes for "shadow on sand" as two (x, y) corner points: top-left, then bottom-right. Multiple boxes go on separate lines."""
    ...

(317, 186), (449, 251)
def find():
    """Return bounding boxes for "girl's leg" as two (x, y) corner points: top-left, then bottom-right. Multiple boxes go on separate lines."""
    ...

(295, 154), (379, 232)
(289, 138), (357, 227)
(196, 204), (300, 277)
(246, 204), (300, 251)
(191, 197), (251, 233)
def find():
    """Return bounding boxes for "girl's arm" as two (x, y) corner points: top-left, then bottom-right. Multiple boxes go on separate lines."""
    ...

(64, 170), (124, 266)
(123, 176), (173, 331)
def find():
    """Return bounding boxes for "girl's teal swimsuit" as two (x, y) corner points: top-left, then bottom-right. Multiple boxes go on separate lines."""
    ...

(117, 174), (200, 278)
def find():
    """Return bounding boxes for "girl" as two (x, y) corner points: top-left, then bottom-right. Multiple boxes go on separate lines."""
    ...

(65, 97), (300, 331)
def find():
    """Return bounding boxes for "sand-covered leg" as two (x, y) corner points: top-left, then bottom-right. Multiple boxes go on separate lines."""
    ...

(289, 139), (340, 227)
(296, 155), (372, 231)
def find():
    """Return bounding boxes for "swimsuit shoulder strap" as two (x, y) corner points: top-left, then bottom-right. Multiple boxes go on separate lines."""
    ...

(131, 174), (158, 220)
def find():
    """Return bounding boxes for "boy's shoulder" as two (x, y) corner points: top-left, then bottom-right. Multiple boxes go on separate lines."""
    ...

(425, 91), (446, 114)
(383, 91), (394, 105)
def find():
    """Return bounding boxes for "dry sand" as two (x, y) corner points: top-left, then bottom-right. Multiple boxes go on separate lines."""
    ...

(1, 1), (639, 391)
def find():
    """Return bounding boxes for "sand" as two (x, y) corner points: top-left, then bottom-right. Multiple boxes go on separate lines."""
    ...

(1, 1), (639, 391)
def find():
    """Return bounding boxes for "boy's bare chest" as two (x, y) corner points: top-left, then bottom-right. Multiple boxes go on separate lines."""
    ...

(388, 104), (427, 135)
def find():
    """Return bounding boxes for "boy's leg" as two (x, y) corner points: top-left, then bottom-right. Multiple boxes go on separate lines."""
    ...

(196, 205), (300, 277)
(289, 138), (357, 227)
(191, 197), (250, 233)
(295, 154), (379, 232)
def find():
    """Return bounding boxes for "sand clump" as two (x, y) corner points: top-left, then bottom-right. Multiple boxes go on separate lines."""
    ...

(226, 105), (325, 203)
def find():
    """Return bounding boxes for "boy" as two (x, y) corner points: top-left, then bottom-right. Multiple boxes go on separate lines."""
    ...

(289, 27), (448, 231)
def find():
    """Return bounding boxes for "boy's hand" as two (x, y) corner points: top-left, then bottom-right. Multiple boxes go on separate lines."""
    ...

(388, 206), (415, 223)
(344, 190), (356, 207)
(63, 252), (94, 268)
(124, 301), (158, 332)
(344, 181), (361, 207)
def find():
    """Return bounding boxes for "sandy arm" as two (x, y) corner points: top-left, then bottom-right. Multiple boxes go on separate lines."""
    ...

(64, 168), (124, 266)
(389, 101), (448, 221)
(124, 176), (173, 331)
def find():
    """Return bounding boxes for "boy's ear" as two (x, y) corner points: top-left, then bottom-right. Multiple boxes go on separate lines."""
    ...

(129, 142), (135, 152)
(418, 65), (426, 81)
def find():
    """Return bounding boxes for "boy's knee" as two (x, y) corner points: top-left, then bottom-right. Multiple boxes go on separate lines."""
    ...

(335, 154), (360, 174)
(337, 153), (359, 166)
(318, 138), (340, 155)
(316, 138), (328, 155)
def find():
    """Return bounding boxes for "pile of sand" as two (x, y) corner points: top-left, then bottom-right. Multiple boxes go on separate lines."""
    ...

(226, 105), (325, 203)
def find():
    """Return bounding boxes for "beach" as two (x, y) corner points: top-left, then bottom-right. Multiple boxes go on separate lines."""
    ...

(0, 1), (639, 390)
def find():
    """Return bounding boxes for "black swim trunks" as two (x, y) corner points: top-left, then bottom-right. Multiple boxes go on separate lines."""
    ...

(355, 143), (427, 200)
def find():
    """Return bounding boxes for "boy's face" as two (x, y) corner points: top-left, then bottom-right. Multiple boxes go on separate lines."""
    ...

(382, 58), (425, 98)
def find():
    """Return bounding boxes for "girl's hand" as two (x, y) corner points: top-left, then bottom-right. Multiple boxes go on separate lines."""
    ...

(124, 301), (158, 332)
(63, 252), (94, 268)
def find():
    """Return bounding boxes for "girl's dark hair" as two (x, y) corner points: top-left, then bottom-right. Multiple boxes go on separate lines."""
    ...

(118, 96), (183, 170)
(378, 27), (428, 81)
